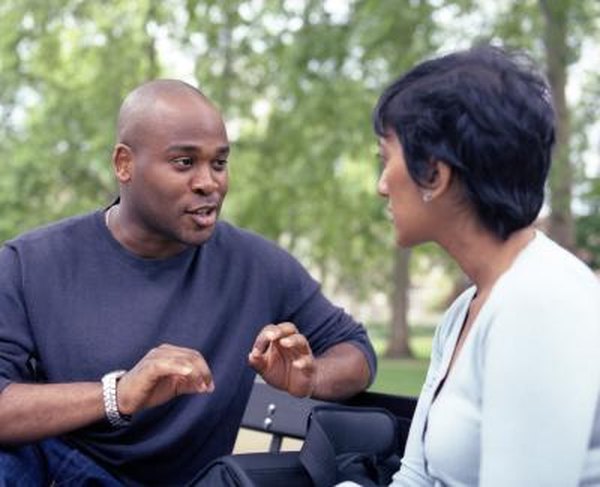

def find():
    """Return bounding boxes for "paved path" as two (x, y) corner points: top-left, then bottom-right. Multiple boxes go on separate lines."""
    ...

(233, 429), (303, 453)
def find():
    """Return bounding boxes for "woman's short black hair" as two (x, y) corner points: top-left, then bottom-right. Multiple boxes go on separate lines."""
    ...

(373, 45), (555, 240)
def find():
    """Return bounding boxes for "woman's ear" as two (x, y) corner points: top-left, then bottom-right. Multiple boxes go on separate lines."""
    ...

(112, 144), (133, 183)
(424, 160), (453, 201)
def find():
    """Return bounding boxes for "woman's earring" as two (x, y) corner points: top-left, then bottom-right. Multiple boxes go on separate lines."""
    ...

(422, 191), (433, 203)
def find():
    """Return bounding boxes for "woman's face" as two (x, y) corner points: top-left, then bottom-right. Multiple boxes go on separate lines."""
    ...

(377, 132), (433, 247)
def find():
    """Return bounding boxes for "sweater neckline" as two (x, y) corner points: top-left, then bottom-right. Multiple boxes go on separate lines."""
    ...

(94, 209), (201, 267)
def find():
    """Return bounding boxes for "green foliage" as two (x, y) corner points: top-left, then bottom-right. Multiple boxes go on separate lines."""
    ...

(0, 0), (170, 240)
(1, 0), (598, 327)
(0, 0), (436, 300)
(576, 176), (600, 269)
(178, 0), (441, 298)
(576, 213), (600, 269)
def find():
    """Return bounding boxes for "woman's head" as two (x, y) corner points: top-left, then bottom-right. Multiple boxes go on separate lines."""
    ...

(373, 45), (555, 241)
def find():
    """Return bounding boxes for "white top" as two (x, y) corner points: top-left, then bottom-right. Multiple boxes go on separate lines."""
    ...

(391, 232), (600, 486)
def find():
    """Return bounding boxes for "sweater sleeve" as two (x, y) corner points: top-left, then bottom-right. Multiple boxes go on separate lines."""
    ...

(479, 282), (600, 486)
(283, 278), (378, 385)
(0, 245), (36, 392)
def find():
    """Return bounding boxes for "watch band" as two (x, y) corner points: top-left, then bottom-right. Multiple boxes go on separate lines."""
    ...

(101, 370), (131, 428)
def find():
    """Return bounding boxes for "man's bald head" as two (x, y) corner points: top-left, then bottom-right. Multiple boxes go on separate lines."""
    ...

(116, 79), (220, 150)
(110, 78), (229, 254)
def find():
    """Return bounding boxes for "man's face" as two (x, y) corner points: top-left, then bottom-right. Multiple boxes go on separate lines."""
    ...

(119, 94), (229, 256)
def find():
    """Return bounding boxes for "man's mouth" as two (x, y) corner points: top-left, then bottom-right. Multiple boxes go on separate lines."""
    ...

(187, 205), (218, 227)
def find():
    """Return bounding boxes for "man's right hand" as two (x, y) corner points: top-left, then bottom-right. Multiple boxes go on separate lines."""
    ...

(116, 344), (214, 416)
(0, 344), (214, 445)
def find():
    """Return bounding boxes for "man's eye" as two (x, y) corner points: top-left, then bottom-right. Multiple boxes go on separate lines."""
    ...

(213, 159), (228, 171)
(171, 157), (194, 168)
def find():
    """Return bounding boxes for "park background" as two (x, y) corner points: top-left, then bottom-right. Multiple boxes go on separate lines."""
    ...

(1, 0), (599, 405)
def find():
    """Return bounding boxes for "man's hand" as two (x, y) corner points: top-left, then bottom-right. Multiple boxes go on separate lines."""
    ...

(116, 344), (214, 416)
(248, 322), (317, 398)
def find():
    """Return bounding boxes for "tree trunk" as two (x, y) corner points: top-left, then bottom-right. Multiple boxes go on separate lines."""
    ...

(144, 0), (160, 79)
(385, 247), (412, 358)
(539, 0), (575, 250)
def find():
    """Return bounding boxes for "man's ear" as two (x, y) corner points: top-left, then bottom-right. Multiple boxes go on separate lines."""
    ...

(112, 144), (133, 183)
(426, 159), (453, 199)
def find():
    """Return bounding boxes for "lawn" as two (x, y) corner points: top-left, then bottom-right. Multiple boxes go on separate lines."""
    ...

(367, 327), (434, 397)
(369, 358), (429, 397)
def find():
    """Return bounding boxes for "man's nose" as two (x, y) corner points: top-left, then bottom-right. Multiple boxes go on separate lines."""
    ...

(190, 164), (218, 194)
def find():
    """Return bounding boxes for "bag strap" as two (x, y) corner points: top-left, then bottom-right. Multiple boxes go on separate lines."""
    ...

(299, 408), (338, 487)
(299, 405), (399, 487)
(190, 455), (254, 486)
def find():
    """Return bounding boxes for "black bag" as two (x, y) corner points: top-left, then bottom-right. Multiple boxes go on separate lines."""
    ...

(299, 405), (406, 486)
(191, 405), (409, 487)
(190, 451), (312, 486)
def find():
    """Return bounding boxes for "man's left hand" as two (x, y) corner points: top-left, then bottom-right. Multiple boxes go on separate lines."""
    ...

(248, 322), (317, 398)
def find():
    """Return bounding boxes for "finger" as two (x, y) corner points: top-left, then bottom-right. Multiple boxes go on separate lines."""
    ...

(275, 322), (299, 335)
(153, 343), (205, 355)
(160, 360), (212, 390)
(174, 373), (215, 394)
(248, 350), (268, 373)
(251, 324), (281, 354)
(292, 356), (314, 371)
(278, 333), (311, 354)
(141, 349), (214, 389)
(179, 356), (214, 390)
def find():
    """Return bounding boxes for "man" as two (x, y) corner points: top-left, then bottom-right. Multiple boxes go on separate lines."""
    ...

(0, 80), (376, 485)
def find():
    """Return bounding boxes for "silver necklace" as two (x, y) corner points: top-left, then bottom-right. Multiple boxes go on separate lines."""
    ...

(105, 205), (117, 229)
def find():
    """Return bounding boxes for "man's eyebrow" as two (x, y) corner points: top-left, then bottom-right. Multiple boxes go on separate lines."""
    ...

(216, 145), (230, 156)
(166, 144), (230, 155)
(166, 144), (197, 153)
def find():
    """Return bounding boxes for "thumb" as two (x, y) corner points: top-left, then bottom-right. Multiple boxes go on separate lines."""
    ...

(248, 348), (267, 372)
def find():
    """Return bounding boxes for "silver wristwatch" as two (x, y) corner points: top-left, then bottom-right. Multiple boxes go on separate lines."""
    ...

(101, 370), (131, 428)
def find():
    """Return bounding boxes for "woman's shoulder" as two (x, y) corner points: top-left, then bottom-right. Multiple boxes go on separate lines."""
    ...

(496, 231), (600, 305)
(484, 232), (600, 340)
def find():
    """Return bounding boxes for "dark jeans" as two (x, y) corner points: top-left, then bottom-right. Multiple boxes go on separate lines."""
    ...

(0, 437), (122, 486)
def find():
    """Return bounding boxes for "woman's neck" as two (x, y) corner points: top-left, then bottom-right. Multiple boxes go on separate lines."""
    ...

(440, 223), (536, 294)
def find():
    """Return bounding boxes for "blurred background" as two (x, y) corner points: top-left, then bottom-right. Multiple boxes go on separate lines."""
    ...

(1, 0), (598, 395)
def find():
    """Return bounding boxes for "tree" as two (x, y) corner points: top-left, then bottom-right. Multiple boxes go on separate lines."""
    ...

(488, 0), (600, 251)
(540, 0), (575, 250)
(0, 0), (169, 240)
(1, 0), (597, 360)
(180, 0), (441, 357)
(0, 0), (441, 359)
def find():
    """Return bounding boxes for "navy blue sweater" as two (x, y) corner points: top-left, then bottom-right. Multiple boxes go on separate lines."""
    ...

(0, 211), (376, 485)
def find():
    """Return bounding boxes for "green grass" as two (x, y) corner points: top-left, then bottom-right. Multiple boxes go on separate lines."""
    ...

(369, 358), (429, 396)
(367, 327), (434, 397)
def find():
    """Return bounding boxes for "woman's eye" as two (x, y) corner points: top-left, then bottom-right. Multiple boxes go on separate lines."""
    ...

(172, 157), (194, 168)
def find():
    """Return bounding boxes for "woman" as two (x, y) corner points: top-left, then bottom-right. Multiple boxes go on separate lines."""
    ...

(375, 46), (600, 485)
